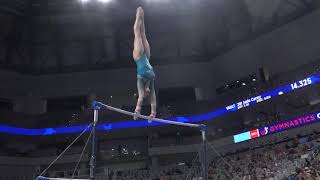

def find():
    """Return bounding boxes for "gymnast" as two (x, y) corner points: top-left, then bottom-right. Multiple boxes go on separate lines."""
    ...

(133, 7), (157, 120)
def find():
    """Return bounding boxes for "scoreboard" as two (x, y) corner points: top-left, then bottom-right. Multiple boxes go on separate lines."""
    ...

(225, 76), (318, 113)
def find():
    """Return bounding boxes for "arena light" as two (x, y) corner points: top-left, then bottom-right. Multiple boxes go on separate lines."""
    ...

(144, 0), (170, 3)
(97, 0), (113, 3)
(79, 0), (90, 3)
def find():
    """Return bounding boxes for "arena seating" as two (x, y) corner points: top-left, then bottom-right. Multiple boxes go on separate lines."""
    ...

(113, 131), (320, 180)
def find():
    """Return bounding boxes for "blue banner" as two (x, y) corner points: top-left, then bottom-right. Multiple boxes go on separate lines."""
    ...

(1, 74), (320, 136)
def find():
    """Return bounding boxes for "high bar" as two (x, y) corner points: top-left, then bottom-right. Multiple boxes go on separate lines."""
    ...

(93, 101), (201, 128)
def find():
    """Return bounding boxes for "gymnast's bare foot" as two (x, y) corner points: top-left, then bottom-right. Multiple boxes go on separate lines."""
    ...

(136, 7), (144, 18)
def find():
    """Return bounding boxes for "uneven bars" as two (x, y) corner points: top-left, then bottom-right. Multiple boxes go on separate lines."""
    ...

(93, 101), (201, 128)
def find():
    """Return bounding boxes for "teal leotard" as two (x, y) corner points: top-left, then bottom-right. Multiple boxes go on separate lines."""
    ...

(135, 54), (155, 80)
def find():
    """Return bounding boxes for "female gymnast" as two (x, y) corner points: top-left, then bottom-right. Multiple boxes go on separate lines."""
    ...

(133, 7), (157, 120)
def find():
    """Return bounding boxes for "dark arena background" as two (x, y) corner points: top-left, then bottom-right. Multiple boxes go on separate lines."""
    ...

(0, 0), (320, 179)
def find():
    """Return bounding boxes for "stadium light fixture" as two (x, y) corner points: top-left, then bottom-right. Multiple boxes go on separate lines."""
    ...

(144, 0), (170, 3)
(97, 0), (113, 3)
(80, 0), (90, 3)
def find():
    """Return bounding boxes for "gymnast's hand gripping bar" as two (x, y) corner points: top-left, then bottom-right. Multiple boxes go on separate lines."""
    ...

(92, 101), (202, 128)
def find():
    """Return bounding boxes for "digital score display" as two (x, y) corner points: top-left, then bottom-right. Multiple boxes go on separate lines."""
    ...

(290, 78), (312, 90)
(226, 76), (319, 113)
(234, 112), (320, 143)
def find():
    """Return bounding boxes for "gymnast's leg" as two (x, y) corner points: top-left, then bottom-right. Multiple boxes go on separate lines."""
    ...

(140, 7), (151, 60)
(133, 7), (144, 60)
(140, 7), (152, 95)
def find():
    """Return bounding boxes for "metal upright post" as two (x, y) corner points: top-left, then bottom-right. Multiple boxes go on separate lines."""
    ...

(200, 125), (208, 180)
(90, 103), (99, 180)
